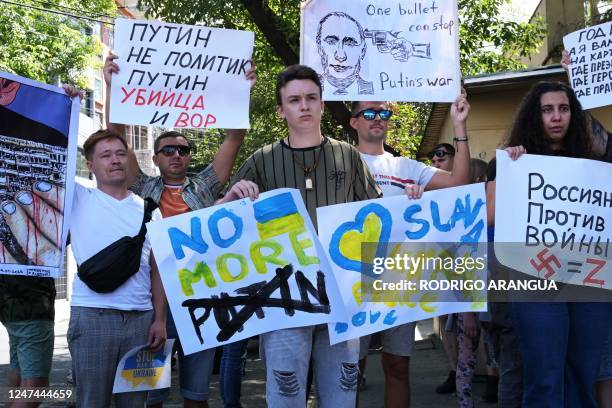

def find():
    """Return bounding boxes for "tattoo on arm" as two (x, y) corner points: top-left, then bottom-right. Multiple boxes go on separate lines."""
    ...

(588, 114), (609, 157)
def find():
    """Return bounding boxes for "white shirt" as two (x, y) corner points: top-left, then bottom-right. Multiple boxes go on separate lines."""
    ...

(360, 152), (437, 197)
(69, 182), (153, 310)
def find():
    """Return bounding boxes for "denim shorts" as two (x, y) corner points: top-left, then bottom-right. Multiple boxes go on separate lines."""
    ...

(359, 322), (416, 359)
(6, 320), (54, 379)
(599, 322), (612, 380)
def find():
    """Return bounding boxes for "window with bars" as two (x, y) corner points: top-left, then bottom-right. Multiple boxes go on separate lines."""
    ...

(80, 90), (94, 118)
(127, 125), (149, 151)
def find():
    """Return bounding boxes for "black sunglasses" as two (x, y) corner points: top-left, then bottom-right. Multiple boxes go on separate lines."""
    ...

(427, 149), (454, 159)
(156, 145), (191, 157)
(353, 108), (393, 121)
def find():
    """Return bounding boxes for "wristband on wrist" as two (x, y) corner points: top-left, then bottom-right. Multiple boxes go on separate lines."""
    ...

(454, 137), (468, 142)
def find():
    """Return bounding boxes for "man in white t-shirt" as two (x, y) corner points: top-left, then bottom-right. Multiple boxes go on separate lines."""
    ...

(68, 129), (167, 408)
(350, 98), (471, 407)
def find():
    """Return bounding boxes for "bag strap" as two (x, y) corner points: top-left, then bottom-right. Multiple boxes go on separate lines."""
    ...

(137, 197), (158, 238)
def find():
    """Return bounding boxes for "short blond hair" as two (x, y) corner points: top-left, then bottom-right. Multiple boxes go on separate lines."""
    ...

(83, 129), (127, 160)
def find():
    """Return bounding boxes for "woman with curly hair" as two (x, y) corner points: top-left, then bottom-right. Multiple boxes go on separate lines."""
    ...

(498, 81), (611, 408)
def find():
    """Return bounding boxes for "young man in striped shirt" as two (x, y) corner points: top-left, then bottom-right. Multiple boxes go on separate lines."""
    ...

(227, 64), (382, 407)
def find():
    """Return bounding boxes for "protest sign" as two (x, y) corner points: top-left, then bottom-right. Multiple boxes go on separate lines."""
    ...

(495, 151), (611, 290)
(317, 184), (487, 344)
(109, 18), (253, 129)
(563, 21), (612, 110)
(147, 189), (346, 354)
(300, 0), (461, 102)
(0, 71), (79, 278)
(112, 339), (175, 393)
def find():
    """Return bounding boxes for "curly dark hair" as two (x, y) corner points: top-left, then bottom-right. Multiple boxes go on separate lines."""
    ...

(505, 82), (592, 159)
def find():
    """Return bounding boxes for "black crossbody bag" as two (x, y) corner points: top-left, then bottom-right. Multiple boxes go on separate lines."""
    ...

(77, 198), (158, 293)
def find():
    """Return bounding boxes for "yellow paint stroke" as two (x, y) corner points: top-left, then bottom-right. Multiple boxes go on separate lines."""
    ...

(418, 292), (438, 313)
(178, 261), (216, 296)
(257, 213), (304, 240)
(339, 212), (383, 262)
(121, 367), (164, 388)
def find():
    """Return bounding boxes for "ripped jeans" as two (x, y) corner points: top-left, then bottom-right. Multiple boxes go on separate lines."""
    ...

(260, 325), (359, 408)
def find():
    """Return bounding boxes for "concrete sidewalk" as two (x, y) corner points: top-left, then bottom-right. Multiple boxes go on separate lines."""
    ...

(1, 300), (494, 407)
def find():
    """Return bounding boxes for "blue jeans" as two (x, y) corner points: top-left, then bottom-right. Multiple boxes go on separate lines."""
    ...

(599, 319), (612, 380)
(220, 339), (248, 408)
(147, 309), (215, 404)
(512, 302), (612, 408)
(260, 325), (359, 408)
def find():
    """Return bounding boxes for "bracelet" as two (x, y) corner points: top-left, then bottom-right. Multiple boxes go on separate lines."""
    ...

(453, 137), (469, 142)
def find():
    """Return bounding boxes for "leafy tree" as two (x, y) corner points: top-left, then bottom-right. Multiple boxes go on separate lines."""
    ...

(0, 0), (117, 87)
(137, 0), (544, 168)
(458, 0), (545, 76)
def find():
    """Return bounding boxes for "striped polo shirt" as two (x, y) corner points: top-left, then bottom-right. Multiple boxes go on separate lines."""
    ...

(230, 136), (382, 228)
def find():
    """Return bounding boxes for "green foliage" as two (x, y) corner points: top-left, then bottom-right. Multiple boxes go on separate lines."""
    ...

(0, 0), (116, 88)
(385, 102), (432, 158)
(458, 0), (546, 76)
(139, 0), (544, 166)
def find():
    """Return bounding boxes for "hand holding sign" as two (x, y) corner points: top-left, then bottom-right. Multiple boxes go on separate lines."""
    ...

(220, 180), (260, 203)
(504, 145), (526, 161)
(450, 91), (470, 127)
(147, 318), (167, 352)
(563, 21), (612, 109)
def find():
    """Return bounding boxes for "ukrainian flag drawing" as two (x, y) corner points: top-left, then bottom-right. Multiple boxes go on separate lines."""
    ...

(254, 192), (305, 240)
(120, 348), (167, 388)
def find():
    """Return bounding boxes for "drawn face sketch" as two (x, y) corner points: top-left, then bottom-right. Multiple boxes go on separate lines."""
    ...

(0, 79), (20, 106)
(317, 12), (367, 93)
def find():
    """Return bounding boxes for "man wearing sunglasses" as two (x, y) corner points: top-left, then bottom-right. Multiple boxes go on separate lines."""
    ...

(104, 53), (256, 408)
(350, 97), (471, 408)
(428, 143), (456, 172)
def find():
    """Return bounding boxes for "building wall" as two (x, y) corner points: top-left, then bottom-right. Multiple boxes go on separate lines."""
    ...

(521, 0), (588, 68)
(521, 0), (548, 67)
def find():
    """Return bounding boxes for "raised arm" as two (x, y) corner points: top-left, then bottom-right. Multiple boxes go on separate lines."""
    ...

(103, 52), (127, 138)
(212, 129), (245, 185)
(210, 65), (257, 185)
(562, 49), (610, 158)
(102, 53), (147, 190)
(426, 91), (471, 190)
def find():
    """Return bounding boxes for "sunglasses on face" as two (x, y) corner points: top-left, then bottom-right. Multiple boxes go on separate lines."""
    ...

(156, 145), (191, 157)
(353, 108), (393, 121)
(427, 150), (454, 159)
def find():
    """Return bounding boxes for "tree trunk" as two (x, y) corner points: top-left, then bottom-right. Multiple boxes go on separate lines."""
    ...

(238, 0), (356, 142)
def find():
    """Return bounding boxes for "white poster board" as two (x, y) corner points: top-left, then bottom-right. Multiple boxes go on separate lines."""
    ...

(112, 340), (175, 393)
(110, 18), (253, 129)
(301, 0), (461, 102)
(0, 71), (79, 278)
(147, 189), (346, 354)
(317, 184), (487, 344)
(563, 21), (612, 110)
(495, 151), (611, 290)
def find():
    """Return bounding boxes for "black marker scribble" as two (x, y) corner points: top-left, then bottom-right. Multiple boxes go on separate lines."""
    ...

(183, 264), (330, 343)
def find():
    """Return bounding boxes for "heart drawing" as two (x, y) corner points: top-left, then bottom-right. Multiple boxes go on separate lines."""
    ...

(328, 203), (392, 274)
